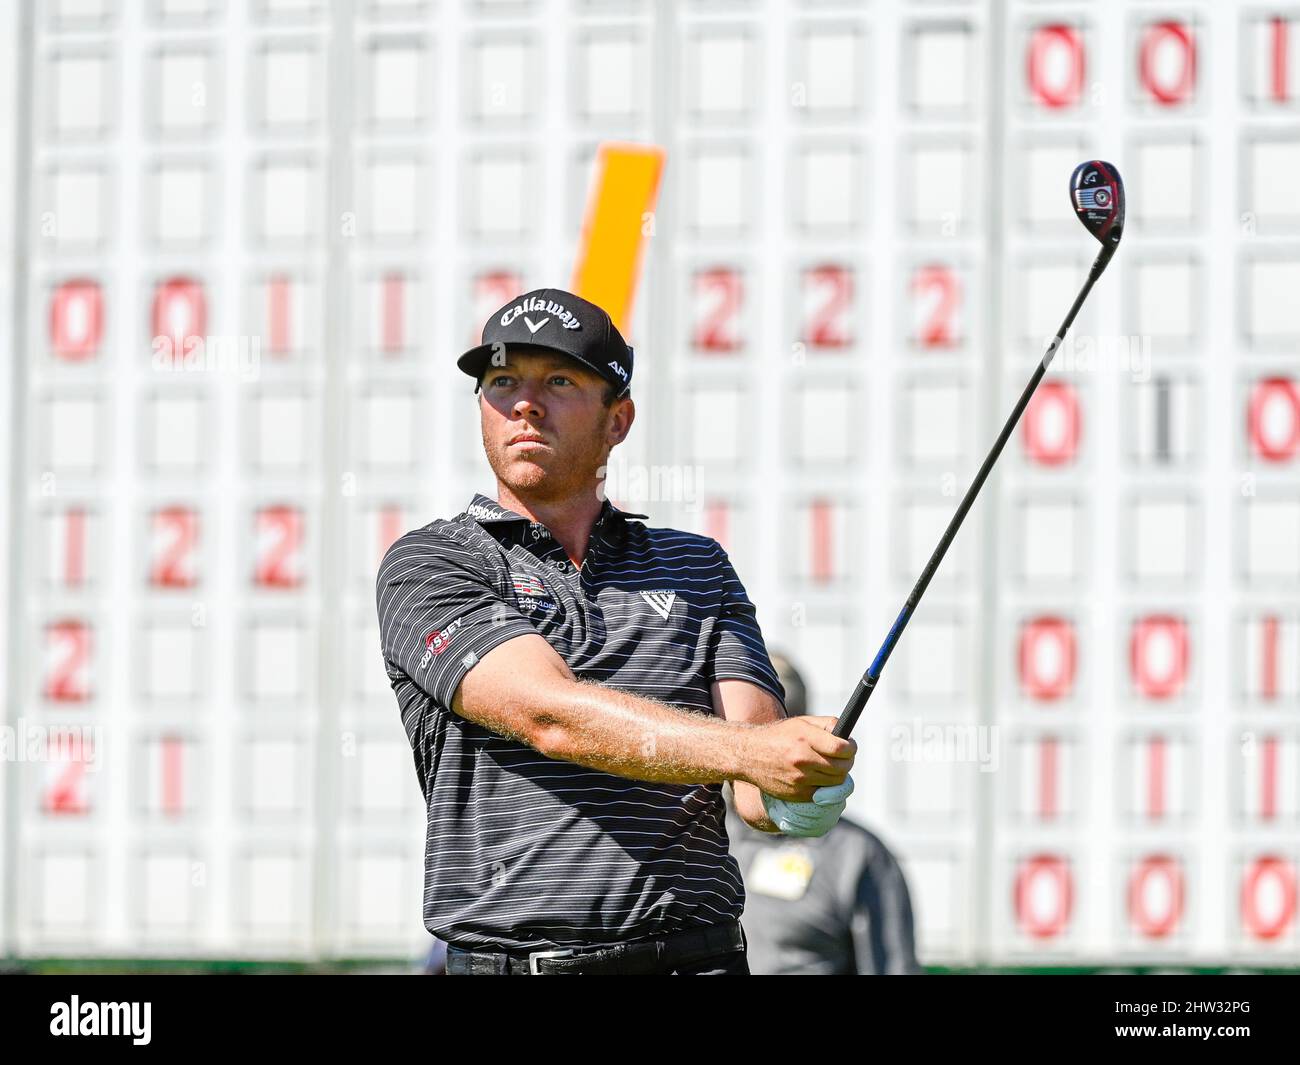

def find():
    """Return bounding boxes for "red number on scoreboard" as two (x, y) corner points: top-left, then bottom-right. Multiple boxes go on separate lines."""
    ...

(1022, 381), (1080, 465)
(1248, 377), (1300, 462)
(55, 506), (88, 588)
(693, 268), (743, 353)
(1014, 854), (1073, 940)
(266, 273), (295, 357)
(45, 619), (91, 703)
(1139, 20), (1197, 107)
(150, 506), (198, 588)
(1144, 735), (1169, 820)
(1270, 17), (1293, 103)
(380, 272), (405, 356)
(1128, 855), (1184, 939)
(802, 264), (853, 349)
(377, 505), (404, 568)
(472, 270), (523, 346)
(151, 276), (207, 364)
(1130, 615), (1190, 700)
(1018, 616), (1076, 702)
(1259, 734), (1280, 821)
(1027, 23), (1086, 110)
(911, 264), (961, 348)
(50, 278), (103, 361)
(1037, 736), (1059, 819)
(43, 738), (92, 816)
(254, 506), (303, 589)
(1241, 855), (1296, 941)
(704, 500), (731, 551)
(1253, 613), (1291, 701)
(160, 734), (185, 817)
(809, 498), (834, 583)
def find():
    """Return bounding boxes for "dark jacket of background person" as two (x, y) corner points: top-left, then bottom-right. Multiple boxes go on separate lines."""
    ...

(728, 651), (924, 975)
(726, 802), (923, 975)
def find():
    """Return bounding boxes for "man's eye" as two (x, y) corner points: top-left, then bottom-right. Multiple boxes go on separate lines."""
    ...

(550, 375), (572, 386)
(489, 375), (514, 388)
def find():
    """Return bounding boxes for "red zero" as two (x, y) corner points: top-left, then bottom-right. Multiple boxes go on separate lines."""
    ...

(152, 276), (207, 361)
(1248, 377), (1300, 462)
(1241, 855), (1297, 941)
(1022, 381), (1080, 465)
(50, 278), (103, 360)
(1014, 854), (1073, 939)
(1130, 615), (1189, 699)
(1018, 616), (1076, 701)
(1027, 24), (1086, 110)
(1139, 20), (1197, 106)
(1128, 855), (1185, 939)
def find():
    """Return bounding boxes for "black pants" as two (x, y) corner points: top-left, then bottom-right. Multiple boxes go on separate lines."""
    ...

(447, 925), (750, 974)
(670, 947), (749, 975)
(669, 921), (749, 974)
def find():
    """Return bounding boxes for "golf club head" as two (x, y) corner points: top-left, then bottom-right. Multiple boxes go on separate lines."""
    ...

(1070, 160), (1125, 249)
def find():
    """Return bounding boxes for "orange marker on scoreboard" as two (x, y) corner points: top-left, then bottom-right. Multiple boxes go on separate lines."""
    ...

(570, 142), (666, 339)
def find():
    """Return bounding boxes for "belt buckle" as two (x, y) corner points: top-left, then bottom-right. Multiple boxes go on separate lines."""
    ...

(528, 948), (579, 975)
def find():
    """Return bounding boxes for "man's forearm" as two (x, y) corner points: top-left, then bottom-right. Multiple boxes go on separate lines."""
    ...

(531, 677), (756, 785)
(732, 781), (779, 832)
(451, 636), (852, 800)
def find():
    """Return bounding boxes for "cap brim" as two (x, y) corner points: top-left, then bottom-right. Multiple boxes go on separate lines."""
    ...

(457, 340), (615, 393)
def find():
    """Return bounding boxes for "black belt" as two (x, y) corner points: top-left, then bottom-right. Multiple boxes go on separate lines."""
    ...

(446, 920), (744, 975)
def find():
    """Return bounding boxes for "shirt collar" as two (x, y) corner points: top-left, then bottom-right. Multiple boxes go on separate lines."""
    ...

(463, 493), (648, 530)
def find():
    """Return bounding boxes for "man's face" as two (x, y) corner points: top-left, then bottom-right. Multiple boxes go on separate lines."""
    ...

(478, 347), (633, 502)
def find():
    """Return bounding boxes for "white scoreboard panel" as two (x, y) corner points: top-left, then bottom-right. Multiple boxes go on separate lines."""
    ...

(3, 0), (1298, 967)
(654, 0), (1300, 966)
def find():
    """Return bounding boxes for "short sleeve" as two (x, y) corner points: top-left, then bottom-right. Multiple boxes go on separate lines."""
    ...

(708, 542), (785, 705)
(375, 531), (539, 712)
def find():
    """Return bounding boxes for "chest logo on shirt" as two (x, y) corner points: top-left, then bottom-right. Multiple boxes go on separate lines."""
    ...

(639, 589), (677, 620)
(511, 571), (557, 612)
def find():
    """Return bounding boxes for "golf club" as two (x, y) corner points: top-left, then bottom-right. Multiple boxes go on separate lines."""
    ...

(833, 160), (1126, 739)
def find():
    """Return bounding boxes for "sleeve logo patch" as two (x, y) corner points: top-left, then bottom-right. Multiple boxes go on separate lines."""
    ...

(419, 618), (464, 669)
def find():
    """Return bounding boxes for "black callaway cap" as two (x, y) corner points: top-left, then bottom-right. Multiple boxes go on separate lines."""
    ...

(458, 287), (633, 396)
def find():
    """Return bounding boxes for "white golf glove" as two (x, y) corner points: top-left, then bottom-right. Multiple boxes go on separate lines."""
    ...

(760, 775), (854, 838)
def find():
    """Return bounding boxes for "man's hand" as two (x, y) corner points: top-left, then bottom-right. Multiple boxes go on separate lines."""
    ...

(761, 775), (855, 837)
(740, 715), (856, 801)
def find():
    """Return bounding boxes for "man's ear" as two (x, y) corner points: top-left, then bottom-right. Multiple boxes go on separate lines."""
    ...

(607, 396), (635, 446)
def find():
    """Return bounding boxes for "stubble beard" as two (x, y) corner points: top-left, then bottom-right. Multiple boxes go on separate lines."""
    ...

(484, 416), (611, 506)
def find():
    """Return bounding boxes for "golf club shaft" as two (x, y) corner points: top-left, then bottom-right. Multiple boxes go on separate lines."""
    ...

(833, 243), (1117, 739)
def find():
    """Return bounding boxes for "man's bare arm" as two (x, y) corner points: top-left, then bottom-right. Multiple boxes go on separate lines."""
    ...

(710, 678), (787, 831)
(449, 633), (854, 801)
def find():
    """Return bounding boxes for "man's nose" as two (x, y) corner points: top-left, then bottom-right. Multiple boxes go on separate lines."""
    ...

(512, 393), (544, 419)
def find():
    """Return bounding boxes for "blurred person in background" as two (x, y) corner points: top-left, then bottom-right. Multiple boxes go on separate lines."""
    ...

(727, 652), (924, 976)
(421, 937), (447, 975)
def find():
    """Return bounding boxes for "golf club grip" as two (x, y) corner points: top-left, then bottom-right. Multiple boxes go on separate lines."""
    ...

(832, 246), (1114, 739)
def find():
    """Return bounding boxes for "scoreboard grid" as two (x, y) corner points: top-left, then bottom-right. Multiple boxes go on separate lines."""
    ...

(2, 0), (1299, 970)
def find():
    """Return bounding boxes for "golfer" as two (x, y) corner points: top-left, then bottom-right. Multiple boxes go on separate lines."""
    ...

(376, 287), (856, 975)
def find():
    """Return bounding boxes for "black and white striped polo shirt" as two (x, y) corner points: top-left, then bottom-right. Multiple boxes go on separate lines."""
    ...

(375, 492), (785, 950)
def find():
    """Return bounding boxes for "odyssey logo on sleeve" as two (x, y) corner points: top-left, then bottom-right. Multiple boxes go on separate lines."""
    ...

(420, 617), (465, 669)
